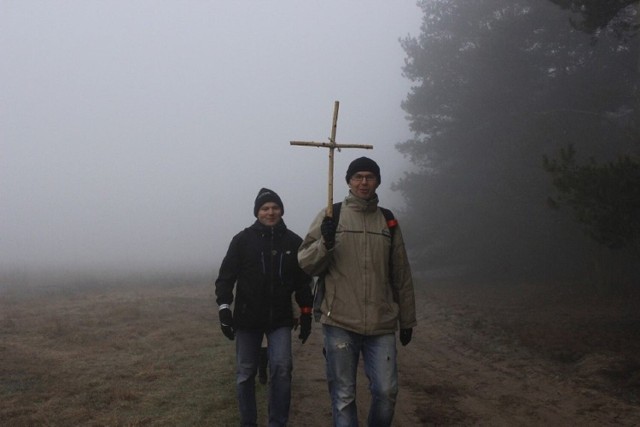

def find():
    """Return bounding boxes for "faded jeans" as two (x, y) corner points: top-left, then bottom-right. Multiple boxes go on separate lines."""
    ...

(236, 326), (292, 427)
(323, 325), (398, 427)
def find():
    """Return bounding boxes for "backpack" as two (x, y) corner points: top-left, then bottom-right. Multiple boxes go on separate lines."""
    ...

(312, 202), (398, 321)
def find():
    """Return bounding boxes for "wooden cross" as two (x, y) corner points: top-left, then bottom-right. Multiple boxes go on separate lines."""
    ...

(290, 101), (373, 217)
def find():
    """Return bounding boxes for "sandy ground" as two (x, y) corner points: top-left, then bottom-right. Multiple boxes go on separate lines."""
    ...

(287, 285), (640, 426)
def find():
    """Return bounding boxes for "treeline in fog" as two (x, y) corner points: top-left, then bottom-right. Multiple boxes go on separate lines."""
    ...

(394, 0), (639, 286)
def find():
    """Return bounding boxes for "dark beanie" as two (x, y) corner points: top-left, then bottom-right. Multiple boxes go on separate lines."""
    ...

(254, 188), (284, 217)
(345, 157), (381, 184)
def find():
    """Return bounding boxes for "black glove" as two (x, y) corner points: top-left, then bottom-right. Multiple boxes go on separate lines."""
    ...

(219, 307), (235, 340)
(399, 328), (412, 346)
(320, 216), (337, 249)
(298, 313), (312, 344)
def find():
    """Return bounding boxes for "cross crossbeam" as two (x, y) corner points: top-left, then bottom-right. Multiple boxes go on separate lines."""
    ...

(290, 101), (373, 217)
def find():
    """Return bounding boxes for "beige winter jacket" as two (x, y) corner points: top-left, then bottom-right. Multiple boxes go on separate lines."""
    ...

(298, 192), (417, 335)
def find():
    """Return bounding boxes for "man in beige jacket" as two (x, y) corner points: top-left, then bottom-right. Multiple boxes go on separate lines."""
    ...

(298, 157), (417, 427)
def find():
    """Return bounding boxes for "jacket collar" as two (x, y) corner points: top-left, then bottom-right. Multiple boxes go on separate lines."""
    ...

(345, 191), (379, 213)
(250, 219), (287, 236)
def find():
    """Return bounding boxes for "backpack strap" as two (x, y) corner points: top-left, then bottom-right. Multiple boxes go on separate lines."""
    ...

(379, 207), (397, 292)
(380, 207), (397, 238)
(332, 202), (342, 224)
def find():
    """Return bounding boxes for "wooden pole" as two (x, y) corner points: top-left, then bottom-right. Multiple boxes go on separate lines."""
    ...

(290, 101), (373, 217)
(327, 101), (339, 217)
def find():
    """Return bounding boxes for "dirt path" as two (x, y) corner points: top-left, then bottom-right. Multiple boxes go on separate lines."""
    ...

(289, 287), (640, 426)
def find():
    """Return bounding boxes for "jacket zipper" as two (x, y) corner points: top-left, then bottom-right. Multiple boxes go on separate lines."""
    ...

(269, 227), (275, 326)
(363, 212), (369, 331)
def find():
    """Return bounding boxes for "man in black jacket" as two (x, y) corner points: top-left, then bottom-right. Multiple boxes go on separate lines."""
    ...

(215, 188), (313, 427)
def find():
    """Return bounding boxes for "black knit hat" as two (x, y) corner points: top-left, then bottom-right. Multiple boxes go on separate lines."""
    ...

(345, 157), (381, 184)
(254, 188), (284, 217)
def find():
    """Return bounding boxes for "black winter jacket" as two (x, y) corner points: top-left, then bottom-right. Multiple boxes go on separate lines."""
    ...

(215, 220), (313, 331)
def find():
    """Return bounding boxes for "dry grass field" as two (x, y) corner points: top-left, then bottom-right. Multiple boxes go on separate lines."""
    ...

(2, 272), (640, 426)
(0, 273), (248, 426)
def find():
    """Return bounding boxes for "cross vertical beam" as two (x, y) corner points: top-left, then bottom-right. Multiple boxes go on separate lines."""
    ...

(290, 101), (373, 217)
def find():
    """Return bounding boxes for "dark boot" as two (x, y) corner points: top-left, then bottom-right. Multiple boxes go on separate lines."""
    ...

(258, 346), (268, 385)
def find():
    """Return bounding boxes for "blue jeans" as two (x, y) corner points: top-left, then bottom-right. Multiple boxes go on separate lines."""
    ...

(236, 327), (292, 427)
(323, 325), (398, 427)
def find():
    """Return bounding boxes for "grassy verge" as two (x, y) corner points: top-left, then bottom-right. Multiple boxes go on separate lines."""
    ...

(0, 275), (250, 426)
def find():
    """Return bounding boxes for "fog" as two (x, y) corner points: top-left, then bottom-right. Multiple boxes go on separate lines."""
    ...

(1, 1), (420, 275)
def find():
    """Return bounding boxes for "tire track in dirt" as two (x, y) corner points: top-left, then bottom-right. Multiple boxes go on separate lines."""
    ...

(396, 291), (640, 426)
(290, 287), (640, 426)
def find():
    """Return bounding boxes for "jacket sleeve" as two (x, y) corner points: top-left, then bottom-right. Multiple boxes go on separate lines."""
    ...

(293, 271), (313, 308)
(214, 231), (243, 306)
(391, 223), (418, 329)
(290, 232), (314, 308)
(297, 209), (332, 277)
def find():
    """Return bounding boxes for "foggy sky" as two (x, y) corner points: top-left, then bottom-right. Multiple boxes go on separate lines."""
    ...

(1, 1), (421, 274)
